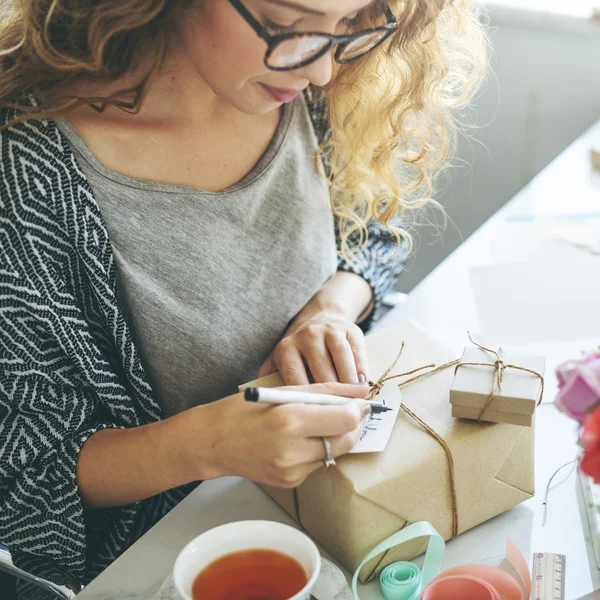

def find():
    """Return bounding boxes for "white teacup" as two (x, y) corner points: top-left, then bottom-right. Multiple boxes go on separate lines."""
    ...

(173, 520), (321, 600)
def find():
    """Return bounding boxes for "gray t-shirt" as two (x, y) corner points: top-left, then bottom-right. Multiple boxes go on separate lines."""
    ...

(57, 97), (337, 417)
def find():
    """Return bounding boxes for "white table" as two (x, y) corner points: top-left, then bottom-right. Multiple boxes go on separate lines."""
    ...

(79, 122), (600, 600)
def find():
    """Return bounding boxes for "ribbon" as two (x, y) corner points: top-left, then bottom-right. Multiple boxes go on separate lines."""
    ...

(363, 344), (462, 540)
(351, 522), (445, 600)
(456, 333), (545, 421)
(420, 538), (531, 600)
(350, 525), (531, 600)
(379, 563), (422, 600)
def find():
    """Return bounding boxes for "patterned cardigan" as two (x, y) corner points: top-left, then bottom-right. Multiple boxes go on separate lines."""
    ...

(0, 89), (404, 597)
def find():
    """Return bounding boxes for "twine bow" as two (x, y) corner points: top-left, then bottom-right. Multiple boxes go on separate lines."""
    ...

(366, 342), (436, 400)
(456, 333), (545, 422)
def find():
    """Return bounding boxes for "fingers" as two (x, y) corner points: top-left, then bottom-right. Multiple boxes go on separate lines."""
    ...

(271, 460), (323, 489)
(270, 321), (369, 385)
(302, 419), (366, 463)
(301, 327), (338, 383)
(346, 326), (369, 383)
(325, 331), (358, 383)
(320, 425), (365, 458)
(277, 398), (371, 437)
(269, 422), (367, 488)
(298, 328), (366, 384)
(260, 394), (370, 489)
(256, 356), (275, 379)
(272, 341), (310, 385)
(283, 381), (370, 398)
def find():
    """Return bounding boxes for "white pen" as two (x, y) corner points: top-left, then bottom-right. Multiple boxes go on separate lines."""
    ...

(244, 387), (392, 414)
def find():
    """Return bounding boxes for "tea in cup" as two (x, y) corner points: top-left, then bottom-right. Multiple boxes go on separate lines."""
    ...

(174, 520), (321, 600)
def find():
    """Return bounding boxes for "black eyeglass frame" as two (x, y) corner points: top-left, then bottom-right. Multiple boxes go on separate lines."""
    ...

(228, 0), (400, 71)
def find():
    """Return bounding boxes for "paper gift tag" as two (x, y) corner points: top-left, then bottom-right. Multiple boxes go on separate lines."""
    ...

(350, 382), (402, 453)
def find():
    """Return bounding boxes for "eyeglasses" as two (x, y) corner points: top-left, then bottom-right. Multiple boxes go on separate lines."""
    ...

(228, 0), (400, 71)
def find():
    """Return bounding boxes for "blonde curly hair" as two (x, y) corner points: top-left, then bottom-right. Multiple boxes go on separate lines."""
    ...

(327, 0), (487, 257)
(0, 0), (487, 256)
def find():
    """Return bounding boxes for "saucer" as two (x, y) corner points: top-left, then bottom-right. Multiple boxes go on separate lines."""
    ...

(312, 557), (354, 599)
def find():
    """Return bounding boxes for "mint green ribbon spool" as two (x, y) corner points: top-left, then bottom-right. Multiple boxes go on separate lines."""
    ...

(379, 562), (422, 600)
(351, 521), (445, 600)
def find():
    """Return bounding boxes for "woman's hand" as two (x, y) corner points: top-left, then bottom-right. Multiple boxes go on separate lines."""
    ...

(179, 382), (371, 489)
(77, 382), (370, 508)
(258, 308), (369, 385)
(257, 271), (374, 385)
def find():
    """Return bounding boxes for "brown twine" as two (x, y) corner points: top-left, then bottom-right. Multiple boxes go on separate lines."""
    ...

(456, 333), (545, 421)
(397, 359), (462, 388)
(366, 346), (461, 539)
(399, 402), (459, 539)
(367, 342), (436, 401)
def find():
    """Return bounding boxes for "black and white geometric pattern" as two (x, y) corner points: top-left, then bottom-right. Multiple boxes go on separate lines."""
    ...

(0, 90), (403, 599)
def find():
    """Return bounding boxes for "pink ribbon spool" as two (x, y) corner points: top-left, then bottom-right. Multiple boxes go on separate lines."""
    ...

(420, 540), (531, 600)
(421, 574), (501, 600)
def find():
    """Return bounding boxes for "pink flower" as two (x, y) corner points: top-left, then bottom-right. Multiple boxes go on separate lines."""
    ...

(554, 352), (600, 421)
(580, 407), (600, 483)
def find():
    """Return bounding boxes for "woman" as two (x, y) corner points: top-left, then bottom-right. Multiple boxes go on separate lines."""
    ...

(0, 0), (486, 597)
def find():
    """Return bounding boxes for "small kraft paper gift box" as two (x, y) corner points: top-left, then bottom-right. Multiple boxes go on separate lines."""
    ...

(450, 344), (546, 427)
(240, 321), (534, 583)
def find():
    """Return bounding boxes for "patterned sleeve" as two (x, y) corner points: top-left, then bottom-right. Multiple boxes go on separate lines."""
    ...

(0, 140), (135, 589)
(0, 332), (130, 588)
(0, 106), (191, 596)
(336, 221), (405, 331)
(303, 87), (406, 331)
(0, 234), (192, 597)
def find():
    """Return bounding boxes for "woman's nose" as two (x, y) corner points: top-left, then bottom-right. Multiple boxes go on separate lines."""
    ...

(294, 51), (334, 87)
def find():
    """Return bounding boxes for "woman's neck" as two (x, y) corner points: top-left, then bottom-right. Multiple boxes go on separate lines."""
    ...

(129, 42), (235, 126)
(53, 40), (236, 128)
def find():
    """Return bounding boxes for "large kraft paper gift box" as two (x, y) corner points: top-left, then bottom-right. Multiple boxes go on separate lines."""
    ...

(240, 321), (534, 582)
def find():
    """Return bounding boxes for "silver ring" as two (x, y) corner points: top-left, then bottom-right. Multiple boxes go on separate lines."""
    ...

(322, 437), (336, 468)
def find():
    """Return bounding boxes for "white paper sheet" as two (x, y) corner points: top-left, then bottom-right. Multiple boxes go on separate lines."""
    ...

(575, 593), (600, 600)
(470, 244), (600, 343)
(350, 383), (402, 454)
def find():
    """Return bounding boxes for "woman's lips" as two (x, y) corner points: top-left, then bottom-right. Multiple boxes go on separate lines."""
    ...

(260, 83), (303, 103)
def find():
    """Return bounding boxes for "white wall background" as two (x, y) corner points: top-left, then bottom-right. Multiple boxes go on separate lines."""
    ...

(396, 6), (600, 292)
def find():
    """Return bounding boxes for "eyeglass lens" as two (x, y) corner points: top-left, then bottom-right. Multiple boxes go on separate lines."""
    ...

(266, 30), (389, 69)
(337, 30), (390, 61)
(267, 36), (331, 68)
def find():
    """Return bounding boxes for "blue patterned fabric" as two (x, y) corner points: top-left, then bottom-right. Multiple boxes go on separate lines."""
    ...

(0, 90), (404, 598)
